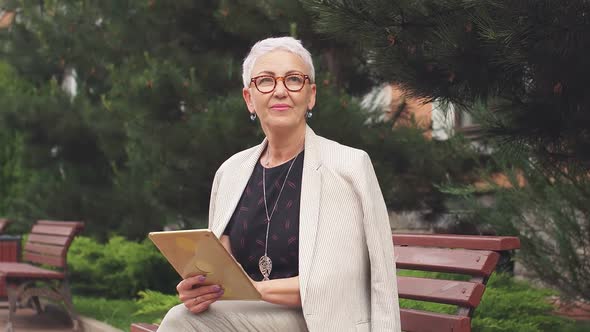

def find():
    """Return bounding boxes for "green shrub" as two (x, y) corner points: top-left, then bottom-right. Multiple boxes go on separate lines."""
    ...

(462, 164), (590, 303)
(134, 290), (180, 322)
(68, 236), (178, 298)
(472, 274), (574, 332)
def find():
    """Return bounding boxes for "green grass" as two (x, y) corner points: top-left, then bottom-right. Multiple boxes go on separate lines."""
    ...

(571, 321), (590, 332)
(73, 296), (163, 331)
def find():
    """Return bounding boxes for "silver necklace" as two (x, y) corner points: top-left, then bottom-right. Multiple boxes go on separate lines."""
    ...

(259, 149), (300, 281)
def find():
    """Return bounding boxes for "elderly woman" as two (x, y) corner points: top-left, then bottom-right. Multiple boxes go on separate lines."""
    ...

(158, 37), (401, 332)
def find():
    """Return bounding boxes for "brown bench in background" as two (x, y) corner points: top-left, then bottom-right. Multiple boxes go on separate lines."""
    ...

(0, 220), (84, 332)
(131, 233), (520, 332)
(0, 218), (17, 298)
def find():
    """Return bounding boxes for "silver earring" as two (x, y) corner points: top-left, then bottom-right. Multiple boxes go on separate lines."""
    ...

(306, 110), (313, 119)
(250, 113), (257, 121)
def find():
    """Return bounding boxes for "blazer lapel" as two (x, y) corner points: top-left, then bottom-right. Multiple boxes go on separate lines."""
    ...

(211, 140), (266, 238)
(299, 125), (322, 305)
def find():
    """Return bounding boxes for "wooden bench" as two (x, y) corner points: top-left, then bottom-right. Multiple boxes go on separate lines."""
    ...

(0, 220), (85, 332)
(131, 233), (520, 332)
(393, 233), (520, 332)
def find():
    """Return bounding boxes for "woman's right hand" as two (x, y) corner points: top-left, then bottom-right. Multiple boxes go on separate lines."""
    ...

(177, 275), (224, 314)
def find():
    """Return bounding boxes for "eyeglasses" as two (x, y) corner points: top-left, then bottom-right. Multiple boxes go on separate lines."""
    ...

(250, 73), (310, 94)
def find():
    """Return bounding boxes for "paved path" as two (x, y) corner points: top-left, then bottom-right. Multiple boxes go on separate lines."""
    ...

(0, 302), (122, 332)
(0, 302), (74, 331)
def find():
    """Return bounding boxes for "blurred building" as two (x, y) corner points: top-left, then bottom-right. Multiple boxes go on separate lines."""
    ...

(362, 84), (525, 232)
(361, 83), (476, 141)
(0, 9), (15, 29)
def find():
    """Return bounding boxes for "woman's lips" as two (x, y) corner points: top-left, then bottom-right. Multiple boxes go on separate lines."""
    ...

(270, 104), (291, 111)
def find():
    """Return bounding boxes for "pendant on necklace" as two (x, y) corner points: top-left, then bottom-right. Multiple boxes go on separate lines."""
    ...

(259, 255), (272, 281)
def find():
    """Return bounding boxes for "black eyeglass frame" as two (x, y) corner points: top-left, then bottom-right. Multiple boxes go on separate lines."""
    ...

(250, 74), (311, 94)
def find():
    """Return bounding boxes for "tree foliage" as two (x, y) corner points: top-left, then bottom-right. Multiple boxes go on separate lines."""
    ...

(305, 0), (590, 301)
(461, 156), (590, 302)
(305, 0), (590, 174)
(1, 1), (484, 239)
(0, 1), (374, 239)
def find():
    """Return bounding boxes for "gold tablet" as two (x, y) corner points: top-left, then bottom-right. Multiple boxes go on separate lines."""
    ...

(149, 229), (261, 300)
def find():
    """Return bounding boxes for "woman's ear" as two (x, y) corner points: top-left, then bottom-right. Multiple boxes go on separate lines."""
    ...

(243, 87), (256, 114)
(307, 83), (317, 110)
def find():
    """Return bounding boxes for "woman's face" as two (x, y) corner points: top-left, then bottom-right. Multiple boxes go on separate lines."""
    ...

(243, 50), (316, 134)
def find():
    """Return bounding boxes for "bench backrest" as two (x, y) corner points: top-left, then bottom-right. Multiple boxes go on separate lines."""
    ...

(23, 220), (84, 271)
(393, 234), (520, 332)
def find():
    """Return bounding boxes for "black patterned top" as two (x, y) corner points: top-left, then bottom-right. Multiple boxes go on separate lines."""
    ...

(223, 151), (304, 281)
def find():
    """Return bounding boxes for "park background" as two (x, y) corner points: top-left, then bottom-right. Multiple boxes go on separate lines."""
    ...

(0, 1), (589, 331)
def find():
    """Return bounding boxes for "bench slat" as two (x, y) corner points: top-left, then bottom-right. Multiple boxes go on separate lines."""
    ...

(31, 224), (77, 237)
(24, 243), (65, 257)
(38, 220), (84, 230)
(130, 323), (158, 332)
(395, 246), (500, 276)
(393, 234), (520, 251)
(27, 234), (69, 246)
(397, 276), (485, 308)
(400, 308), (471, 332)
(23, 252), (65, 268)
(0, 262), (65, 279)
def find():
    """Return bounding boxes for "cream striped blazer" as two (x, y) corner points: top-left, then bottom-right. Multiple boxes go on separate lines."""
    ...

(209, 125), (401, 332)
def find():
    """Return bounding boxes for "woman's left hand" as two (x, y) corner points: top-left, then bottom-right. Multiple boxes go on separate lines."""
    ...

(177, 275), (224, 314)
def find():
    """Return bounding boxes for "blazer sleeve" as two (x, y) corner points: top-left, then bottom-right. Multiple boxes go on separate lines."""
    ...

(358, 152), (402, 331)
(208, 169), (222, 229)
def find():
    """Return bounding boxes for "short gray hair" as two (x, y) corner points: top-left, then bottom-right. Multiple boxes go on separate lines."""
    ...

(242, 36), (315, 88)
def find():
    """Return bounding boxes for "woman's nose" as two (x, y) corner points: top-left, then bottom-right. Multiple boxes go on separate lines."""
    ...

(273, 80), (288, 97)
